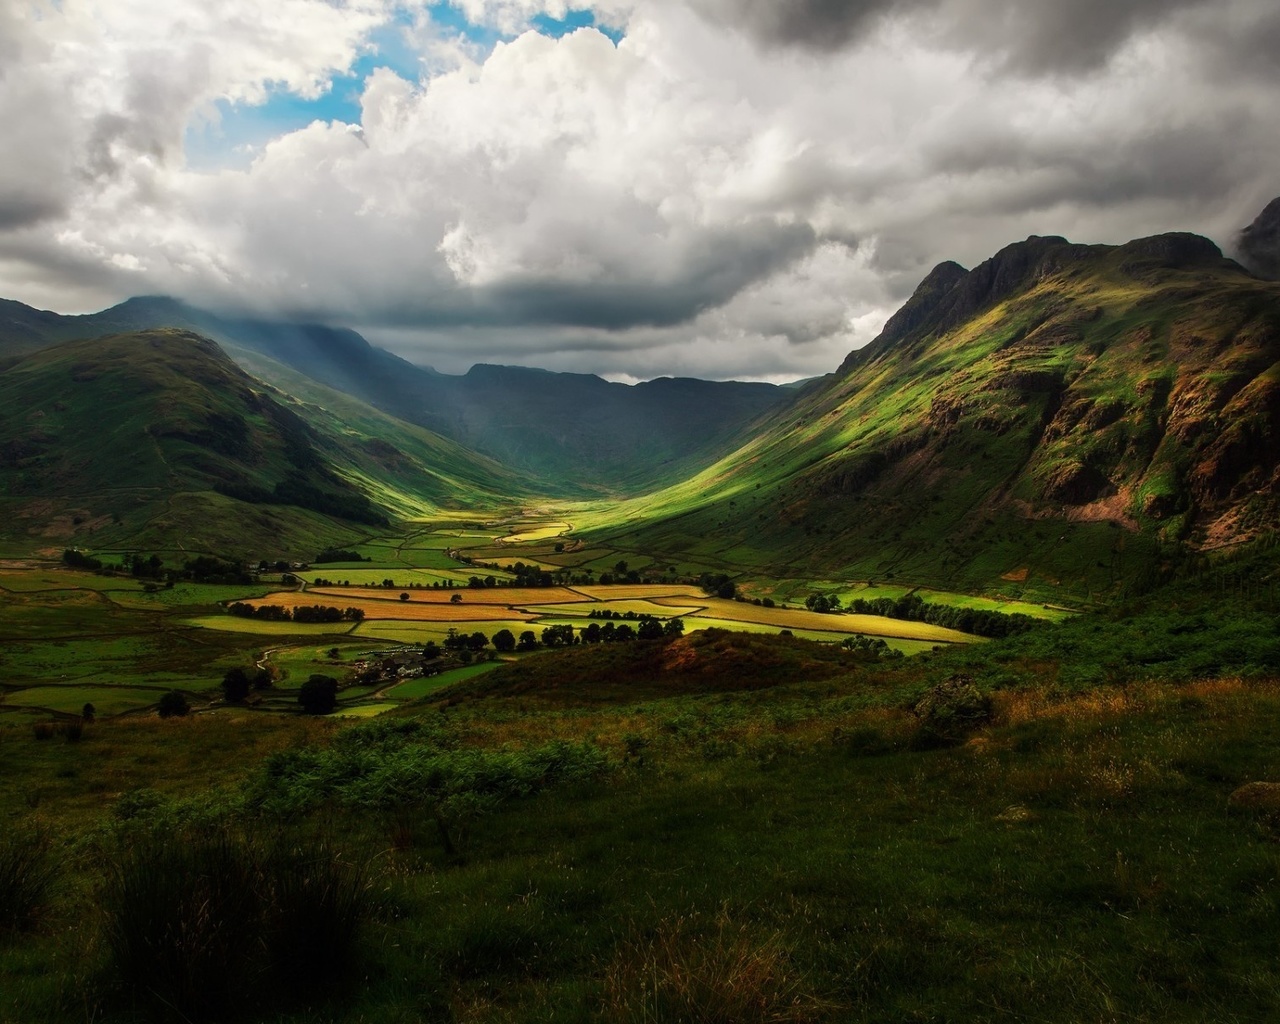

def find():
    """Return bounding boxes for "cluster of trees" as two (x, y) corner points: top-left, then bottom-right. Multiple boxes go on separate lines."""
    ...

(62, 549), (252, 584)
(698, 573), (738, 599)
(847, 594), (1040, 638)
(221, 666), (275, 702)
(840, 634), (903, 659)
(805, 593), (842, 613)
(226, 602), (365, 623)
(313, 548), (369, 564)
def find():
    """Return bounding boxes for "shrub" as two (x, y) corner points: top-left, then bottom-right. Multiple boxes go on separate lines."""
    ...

(158, 690), (190, 718)
(0, 831), (57, 937)
(298, 675), (338, 715)
(31, 721), (56, 741)
(911, 675), (992, 748)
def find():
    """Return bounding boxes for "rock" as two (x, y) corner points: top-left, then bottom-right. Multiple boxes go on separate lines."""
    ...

(1238, 196), (1280, 280)
(1228, 781), (1280, 811)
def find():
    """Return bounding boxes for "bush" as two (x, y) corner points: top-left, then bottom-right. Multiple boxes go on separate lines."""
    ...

(158, 691), (190, 718)
(298, 675), (338, 715)
(0, 831), (57, 937)
(912, 676), (992, 748)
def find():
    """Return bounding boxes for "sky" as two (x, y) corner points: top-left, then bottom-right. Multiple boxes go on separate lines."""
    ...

(1, 0), (1278, 382)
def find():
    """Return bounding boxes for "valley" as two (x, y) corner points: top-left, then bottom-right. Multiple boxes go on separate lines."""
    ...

(2, 222), (1279, 1024)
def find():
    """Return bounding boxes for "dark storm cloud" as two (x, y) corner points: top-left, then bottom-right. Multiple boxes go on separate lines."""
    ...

(699, 0), (1212, 75)
(689, 0), (927, 51)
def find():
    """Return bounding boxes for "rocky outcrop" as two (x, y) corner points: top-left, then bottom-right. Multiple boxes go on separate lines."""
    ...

(1238, 197), (1280, 280)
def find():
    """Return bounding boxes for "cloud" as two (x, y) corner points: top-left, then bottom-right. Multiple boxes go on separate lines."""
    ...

(0, 0), (1278, 380)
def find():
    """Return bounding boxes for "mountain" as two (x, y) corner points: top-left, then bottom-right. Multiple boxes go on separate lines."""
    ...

(0, 296), (795, 494)
(590, 231), (1280, 600)
(0, 330), (533, 557)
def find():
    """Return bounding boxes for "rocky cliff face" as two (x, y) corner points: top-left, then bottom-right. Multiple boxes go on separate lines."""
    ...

(1239, 196), (1280, 280)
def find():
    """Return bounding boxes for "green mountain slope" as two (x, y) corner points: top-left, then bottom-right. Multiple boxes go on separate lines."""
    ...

(0, 296), (795, 495)
(588, 233), (1280, 600)
(0, 330), (533, 557)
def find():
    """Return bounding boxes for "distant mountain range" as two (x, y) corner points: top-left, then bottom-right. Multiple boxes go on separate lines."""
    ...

(0, 296), (795, 495)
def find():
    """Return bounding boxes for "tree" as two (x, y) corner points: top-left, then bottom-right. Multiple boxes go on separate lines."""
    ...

(637, 617), (664, 641)
(450, 593), (463, 604)
(492, 629), (516, 652)
(82, 702), (96, 723)
(252, 668), (274, 691)
(158, 690), (190, 718)
(467, 631), (489, 652)
(222, 667), (251, 703)
(399, 592), (410, 602)
(541, 624), (574, 648)
(298, 675), (338, 715)
(663, 617), (685, 638)
(516, 630), (538, 651)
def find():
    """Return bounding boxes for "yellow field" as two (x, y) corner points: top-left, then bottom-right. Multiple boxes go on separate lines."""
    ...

(245, 592), (537, 622)
(654, 597), (976, 643)
(183, 615), (357, 635)
(305, 586), (585, 606)
(570, 584), (706, 601)
(522, 599), (705, 618)
(498, 522), (570, 543)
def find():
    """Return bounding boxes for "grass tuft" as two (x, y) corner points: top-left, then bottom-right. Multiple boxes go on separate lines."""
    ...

(602, 912), (824, 1024)
(0, 831), (58, 937)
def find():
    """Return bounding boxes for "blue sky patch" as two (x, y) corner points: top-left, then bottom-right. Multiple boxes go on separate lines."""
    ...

(183, 4), (623, 171)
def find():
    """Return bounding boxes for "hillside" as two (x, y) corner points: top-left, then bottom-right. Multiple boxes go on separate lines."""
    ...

(0, 330), (533, 557)
(0, 296), (795, 495)
(586, 232), (1280, 600)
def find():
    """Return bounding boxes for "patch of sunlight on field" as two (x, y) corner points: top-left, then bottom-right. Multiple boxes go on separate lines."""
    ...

(523, 600), (704, 618)
(835, 583), (1073, 621)
(387, 662), (502, 699)
(498, 522), (571, 543)
(570, 584), (705, 601)
(306, 585), (584, 606)
(331, 703), (399, 718)
(354, 619), (538, 644)
(658, 597), (978, 643)
(246, 592), (539, 622)
(298, 567), (483, 586)
(183, 615), (358, 636)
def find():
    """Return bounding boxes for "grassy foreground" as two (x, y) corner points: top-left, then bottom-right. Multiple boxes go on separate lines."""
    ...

(3, 579), (1280, 1022)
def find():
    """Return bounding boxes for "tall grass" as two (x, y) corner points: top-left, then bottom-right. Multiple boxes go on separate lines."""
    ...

(0, 831), (57, 936)
(103, 832), (263, 1021)
(101, 829), (375, 1021)
(602, 913), (823, 1024)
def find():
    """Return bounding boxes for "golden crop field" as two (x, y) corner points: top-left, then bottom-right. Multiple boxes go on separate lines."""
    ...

(305, 586), (586, 606)
(498, 522), (570, 543)
(654, 597), (977, 643)
(570, 584), (707, 601)
(245, 592), (538, 622)
(521, 600), (705, 618)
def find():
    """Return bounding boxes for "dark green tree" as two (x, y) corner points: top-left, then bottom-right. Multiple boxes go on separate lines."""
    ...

(157, 690), (190, 718)
(491, 629), (516, 652)
(221, 667), (251, 703)
(298, 675), (338, 715)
